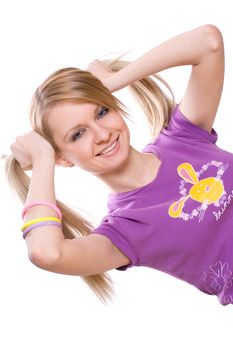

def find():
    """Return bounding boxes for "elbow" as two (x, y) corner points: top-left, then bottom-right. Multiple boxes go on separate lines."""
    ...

(29, 248), (62, 269)
(203, 24), (224, 52)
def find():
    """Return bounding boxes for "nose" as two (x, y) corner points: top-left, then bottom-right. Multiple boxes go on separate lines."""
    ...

(93, 124), (112, 143)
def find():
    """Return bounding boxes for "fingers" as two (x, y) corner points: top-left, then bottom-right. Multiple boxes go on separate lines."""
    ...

(9, 139), (32, 170)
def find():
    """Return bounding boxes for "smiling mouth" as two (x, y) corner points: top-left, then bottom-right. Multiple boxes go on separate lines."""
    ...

(96, 136), (119, 156)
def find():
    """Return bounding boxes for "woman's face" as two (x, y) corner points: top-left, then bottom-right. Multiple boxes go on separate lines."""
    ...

(47, 101), (130, 175)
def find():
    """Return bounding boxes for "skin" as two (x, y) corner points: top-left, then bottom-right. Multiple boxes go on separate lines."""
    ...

(8, 25), (224, 277)
(47, 101), (160, 194)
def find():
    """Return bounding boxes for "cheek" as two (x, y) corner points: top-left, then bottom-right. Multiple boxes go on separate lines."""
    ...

(120, 119), (130, 138)
(114, 115), (127, 130)
(60, 145), (86, 164)
(72, 146), (90, 161)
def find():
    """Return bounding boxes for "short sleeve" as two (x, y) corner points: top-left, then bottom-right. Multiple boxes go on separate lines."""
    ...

(161, 104), (218, 144)
(90, 215), (138, 271)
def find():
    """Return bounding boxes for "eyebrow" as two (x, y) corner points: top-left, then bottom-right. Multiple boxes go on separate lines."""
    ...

(63, 105), (99, 141)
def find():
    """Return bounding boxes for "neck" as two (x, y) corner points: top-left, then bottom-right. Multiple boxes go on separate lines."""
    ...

(94, 146), (159, 194)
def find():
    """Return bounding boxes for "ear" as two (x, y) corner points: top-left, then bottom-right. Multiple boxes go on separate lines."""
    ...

(55, 154), (73, 167)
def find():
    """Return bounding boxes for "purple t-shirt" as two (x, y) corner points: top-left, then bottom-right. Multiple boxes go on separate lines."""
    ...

(91, 104), (233, 306)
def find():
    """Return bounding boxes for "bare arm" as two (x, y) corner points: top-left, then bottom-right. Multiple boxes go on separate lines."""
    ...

(24, 157), (129, 274)
(108, 24), (218, 92)
(23, 157), (65, 263)
(108, 24), (224, 132)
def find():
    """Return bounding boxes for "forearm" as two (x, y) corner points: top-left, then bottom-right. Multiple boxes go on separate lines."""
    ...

(23, 157), (64, 261)
(109, 24), (219, 92)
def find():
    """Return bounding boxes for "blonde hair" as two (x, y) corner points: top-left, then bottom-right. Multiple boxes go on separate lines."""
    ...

(2, 54), (175, 304)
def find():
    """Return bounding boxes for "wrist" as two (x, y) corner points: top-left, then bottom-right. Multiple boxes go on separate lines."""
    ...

(104, 75), (122, 93)
(32, 156), (55, 168)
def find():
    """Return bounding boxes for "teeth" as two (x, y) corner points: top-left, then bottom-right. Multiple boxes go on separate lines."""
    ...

(100, 140), (117, 155)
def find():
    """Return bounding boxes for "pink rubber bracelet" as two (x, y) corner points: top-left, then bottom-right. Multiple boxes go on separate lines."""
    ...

(22, 201), (62, 220)
(23, 221), (62, 239)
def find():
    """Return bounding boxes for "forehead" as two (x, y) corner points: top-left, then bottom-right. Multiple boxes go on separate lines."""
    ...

(48, 101), (98, 121)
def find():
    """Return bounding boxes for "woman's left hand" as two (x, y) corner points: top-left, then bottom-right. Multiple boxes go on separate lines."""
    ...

(87, 59), (115, 92)
(10, 131), (55, 171)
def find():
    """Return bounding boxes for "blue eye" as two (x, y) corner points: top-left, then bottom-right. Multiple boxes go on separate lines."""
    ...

(71, 107), (109, 141)
(72, 129), (84, 141)
(97, 107), (109, 119)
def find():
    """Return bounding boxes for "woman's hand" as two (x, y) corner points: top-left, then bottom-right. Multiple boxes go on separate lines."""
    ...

(87, 59), (116, 92)
(10, 131), (55, 171)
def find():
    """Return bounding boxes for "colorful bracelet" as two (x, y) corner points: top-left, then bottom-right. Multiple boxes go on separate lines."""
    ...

(22, 201), (62, 220)
(21, 216), (61, 232)
(23, 221), (62, 239)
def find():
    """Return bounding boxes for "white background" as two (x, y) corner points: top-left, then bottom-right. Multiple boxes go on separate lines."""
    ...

(0, 1), (233, 349)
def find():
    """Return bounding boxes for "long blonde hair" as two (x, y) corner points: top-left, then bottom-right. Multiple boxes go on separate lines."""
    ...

(2, 54), (175, 304)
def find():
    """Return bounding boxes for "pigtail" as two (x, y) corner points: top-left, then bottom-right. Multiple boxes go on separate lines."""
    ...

(3, 154), (115, 304)
(101, 54), (175, 140)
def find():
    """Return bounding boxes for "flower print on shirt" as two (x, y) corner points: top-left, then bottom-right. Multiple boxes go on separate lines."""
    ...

(221, 295), (233, 305)
(203, 260), (233, 292)
(168, 160), (229, 222)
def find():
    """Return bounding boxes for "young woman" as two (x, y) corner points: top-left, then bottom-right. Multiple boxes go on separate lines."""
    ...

(3, 24), (229, 305)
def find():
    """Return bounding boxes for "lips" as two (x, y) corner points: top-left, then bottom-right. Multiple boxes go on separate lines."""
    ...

(96, 136), (119, 156)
